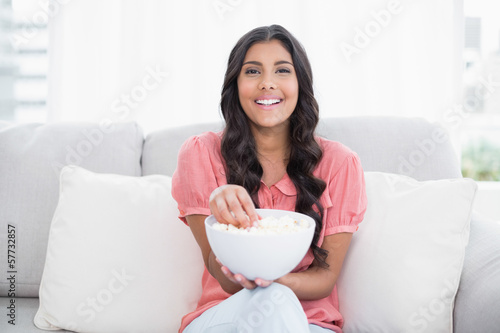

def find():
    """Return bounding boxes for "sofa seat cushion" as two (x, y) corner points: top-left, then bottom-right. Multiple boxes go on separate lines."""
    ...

(453, 212), (500, 333)
(0, 297), (71, 332)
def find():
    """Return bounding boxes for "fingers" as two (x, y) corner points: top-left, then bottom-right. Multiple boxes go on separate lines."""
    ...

(225, 270), (272, 289)
(254, 278), (273, 288)
(233, 274), (259, 289)
(209, 185), (258, 228)
(236, 190), (260, 225)
(216, 258), (273, 290)
(226, 195), (249, 226)
(219, 265), (258, 289)
(209, 187), (237, 226)
(214, 199), (239, 226)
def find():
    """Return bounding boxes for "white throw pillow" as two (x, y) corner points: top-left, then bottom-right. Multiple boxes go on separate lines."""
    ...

(337, 172), (477, 333)
(34, 165), (204, 333)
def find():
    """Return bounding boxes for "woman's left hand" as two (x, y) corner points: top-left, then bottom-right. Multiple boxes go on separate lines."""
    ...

(216, 258), (273, 289)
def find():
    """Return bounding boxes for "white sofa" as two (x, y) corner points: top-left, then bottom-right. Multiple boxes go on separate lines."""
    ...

(0, 117), (499, 332)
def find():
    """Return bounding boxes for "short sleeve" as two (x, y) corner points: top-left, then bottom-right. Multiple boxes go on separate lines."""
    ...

(324, 152), (367, 235)
(171, 135), (220, 224)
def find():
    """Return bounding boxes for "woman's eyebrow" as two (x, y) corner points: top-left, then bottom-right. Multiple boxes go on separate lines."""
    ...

(242, 60), (294, 66)
(242, 61), (262, 66)
(275, 60), (293, 66)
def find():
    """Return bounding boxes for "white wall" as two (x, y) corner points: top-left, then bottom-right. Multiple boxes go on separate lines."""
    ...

(46, 0), (463, 134)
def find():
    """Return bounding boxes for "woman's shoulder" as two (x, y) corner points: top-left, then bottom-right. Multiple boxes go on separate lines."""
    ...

(182, 131), (223, 150)
(314, 136), (361, 176)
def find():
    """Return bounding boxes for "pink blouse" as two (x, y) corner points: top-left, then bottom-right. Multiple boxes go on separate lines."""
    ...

(171, 131), (367, 333)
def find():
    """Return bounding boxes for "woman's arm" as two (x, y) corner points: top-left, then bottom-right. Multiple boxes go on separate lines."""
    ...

(186, 214), (244, 294)
(185, 184), (263, 293)
(276, 232), (353, 300)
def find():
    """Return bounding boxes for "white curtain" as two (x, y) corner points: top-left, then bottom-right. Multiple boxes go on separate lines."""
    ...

(48, 0), (463, 134)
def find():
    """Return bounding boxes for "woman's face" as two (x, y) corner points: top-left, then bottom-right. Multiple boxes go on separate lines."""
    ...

(237, 39), (299, 133)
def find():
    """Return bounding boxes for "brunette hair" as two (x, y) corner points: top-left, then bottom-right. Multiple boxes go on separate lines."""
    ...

(220, 25), (328, 267)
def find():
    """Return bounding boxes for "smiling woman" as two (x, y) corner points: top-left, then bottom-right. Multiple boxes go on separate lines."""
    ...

(172, 24), (367, 333)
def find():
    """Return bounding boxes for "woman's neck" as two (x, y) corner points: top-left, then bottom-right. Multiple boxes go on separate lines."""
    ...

(251, 125), (290, 163)
(250, 124), (291, 187)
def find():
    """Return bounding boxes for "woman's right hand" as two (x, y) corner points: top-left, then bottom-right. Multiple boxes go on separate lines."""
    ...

(209, 184), (260, 228)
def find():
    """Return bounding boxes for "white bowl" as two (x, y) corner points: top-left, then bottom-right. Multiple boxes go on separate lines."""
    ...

(205, 209), (315, 281)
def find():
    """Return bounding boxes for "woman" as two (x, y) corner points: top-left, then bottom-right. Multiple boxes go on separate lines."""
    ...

(172, 24), (367, 333)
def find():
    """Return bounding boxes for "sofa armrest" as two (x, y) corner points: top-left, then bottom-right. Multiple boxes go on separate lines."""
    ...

(454, 211), (500, 332)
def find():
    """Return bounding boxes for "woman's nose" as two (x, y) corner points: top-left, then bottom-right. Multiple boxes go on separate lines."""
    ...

(258, 77), (277, 90)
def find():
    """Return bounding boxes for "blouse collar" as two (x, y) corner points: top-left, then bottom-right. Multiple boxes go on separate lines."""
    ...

(267, 173), (297, 196)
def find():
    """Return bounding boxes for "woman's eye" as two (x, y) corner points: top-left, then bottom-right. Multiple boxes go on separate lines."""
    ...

(245, 69), (259, 75)
(277, 68), (291, 74)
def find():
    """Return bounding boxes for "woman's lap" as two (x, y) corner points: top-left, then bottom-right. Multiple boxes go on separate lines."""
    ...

(183, 283), (333, 333)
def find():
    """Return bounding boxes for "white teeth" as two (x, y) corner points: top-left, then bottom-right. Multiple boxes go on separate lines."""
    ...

(256, 99), (281, 106)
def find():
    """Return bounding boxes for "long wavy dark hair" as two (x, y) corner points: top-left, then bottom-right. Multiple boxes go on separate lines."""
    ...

(220, 25), (328, 267)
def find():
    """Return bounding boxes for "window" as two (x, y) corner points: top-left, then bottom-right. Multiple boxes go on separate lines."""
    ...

(0, 0), (48, 122)
(462, 1), (500, 181)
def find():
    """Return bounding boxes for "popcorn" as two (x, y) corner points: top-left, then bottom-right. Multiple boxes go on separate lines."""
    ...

(212, 215), (310, 235)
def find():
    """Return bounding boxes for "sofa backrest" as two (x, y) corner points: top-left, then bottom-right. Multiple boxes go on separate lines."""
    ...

(142, 116), (462, 181)
(0, 122), (143, 297)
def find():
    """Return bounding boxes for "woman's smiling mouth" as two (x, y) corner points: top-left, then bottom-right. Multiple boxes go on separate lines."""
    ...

(255, 98), (282, 106)
(254, 96), (283, 109)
